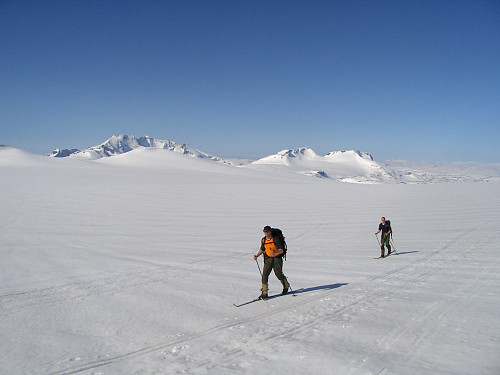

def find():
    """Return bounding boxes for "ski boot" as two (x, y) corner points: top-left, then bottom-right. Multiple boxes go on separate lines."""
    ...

(281, 277), (290, 295)
(258, 283), (269, 300)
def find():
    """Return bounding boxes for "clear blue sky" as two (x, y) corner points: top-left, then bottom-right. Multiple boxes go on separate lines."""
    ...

(1, 0), (499, 162)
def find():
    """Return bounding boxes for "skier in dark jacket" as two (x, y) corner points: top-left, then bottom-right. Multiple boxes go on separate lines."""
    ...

(253, 226), (290, 299)
(375, 217), (392, 257)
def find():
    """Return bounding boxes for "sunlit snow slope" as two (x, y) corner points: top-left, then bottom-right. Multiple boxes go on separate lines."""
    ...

(1, 144), (499, 375)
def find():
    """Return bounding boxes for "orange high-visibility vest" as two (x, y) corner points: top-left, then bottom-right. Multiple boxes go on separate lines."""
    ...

(262, 237), (279, 257)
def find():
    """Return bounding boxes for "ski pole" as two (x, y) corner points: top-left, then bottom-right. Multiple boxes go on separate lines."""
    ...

(376, 233), (381, 247)
(390, 238), (399, 254)
(255, 258), (263, 277)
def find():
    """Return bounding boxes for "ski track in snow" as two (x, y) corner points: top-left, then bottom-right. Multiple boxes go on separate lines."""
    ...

(342, 234), (497, 375)
(40, 222), (494, 375)
(0, 250), (253, 322)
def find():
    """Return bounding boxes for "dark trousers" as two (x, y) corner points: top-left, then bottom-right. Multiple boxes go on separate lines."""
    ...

(381, 234), (392, 252)
(262, 256), (285, 284)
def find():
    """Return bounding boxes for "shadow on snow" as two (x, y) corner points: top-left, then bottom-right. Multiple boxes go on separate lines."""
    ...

(292, 283), (348, 295)
(392, 250), (419, 256)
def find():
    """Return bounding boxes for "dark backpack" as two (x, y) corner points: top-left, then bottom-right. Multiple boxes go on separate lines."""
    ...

(262, 228), (288, 260)
(387, 220), (392, 238)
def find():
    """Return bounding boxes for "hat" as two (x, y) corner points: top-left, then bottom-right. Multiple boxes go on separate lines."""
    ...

(263, 226), (272, 232)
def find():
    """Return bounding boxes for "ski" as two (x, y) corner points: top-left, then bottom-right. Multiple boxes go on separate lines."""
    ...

(374, 253), (395, 259)
(233, 290), (299, 307)
(233, 298), (261, 307)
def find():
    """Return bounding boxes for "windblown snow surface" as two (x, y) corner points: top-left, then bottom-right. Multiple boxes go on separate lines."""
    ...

(1, 145), (500, 375)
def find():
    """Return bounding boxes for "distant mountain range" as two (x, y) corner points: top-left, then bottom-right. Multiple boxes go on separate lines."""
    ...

(48, 135), (393, 183)
(50, 135), (224, 162)
(11, 134), (496, 184)
(250, 147), (396, 183)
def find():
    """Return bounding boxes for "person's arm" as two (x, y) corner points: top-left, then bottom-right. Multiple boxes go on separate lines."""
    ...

(254, 238), (265, 259)
(273, 237), (284, 255)
(254, 249), (264, 260)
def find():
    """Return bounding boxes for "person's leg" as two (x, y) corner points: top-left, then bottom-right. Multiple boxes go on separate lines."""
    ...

(260, 257), (273, 298)
(272, 257), (289, 293)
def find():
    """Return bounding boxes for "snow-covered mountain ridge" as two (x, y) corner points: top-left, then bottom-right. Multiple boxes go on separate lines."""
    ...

(4, 136), (500, 184)
(251, 147), (395, 183)
(51, 135), (224, 163)
(48, 136), (397, 183)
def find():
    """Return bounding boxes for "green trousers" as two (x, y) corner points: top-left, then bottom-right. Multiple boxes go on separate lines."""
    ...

(262, 256), (286, 284)
(381, 233), (391, 252)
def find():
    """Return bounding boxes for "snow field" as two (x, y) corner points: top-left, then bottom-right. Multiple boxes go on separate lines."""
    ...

(1, 146), (499, 374)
